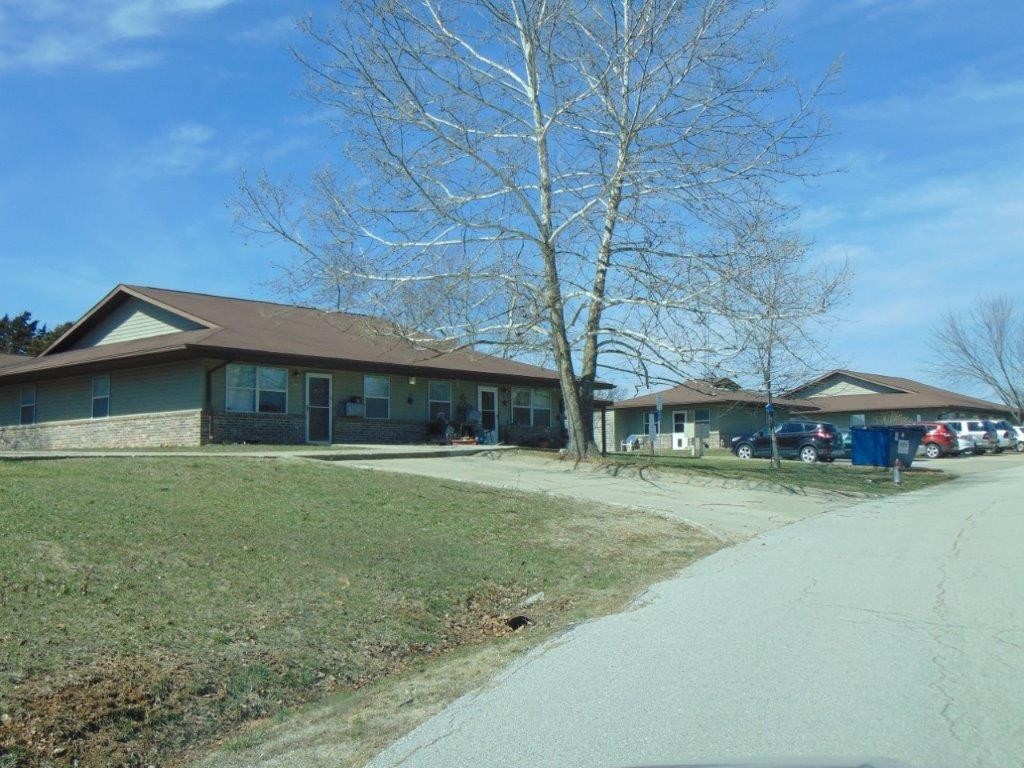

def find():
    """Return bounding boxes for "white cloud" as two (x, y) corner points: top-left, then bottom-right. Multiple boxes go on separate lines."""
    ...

(117, 121), (255, 178)
(233, 14), (298, 44)
(0, 0), (236, 72)
(108, 0), (236, 38)
(841, 70), (1024, 124)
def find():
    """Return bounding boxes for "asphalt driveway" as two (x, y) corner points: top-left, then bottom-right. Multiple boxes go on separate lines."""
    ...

(368, 459), (1024, 768)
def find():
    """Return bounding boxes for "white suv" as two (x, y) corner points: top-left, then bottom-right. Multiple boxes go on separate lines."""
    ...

(989, 419), (1019, 453)
(941, 420), (996, 455)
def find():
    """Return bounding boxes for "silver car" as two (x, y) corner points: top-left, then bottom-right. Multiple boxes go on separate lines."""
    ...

(940, 419), (996, 454)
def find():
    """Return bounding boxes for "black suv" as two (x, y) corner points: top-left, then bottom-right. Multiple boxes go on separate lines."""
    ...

(730, 421), (843, 463)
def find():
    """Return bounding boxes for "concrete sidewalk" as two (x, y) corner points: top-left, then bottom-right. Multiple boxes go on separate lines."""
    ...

(339, 452), (849, 542)
(0, 443), (514, 462)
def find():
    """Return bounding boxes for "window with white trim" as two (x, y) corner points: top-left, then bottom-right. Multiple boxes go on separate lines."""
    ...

(364, 375), (390, 419)
(427, 380), (452, 421)
(92, 375), (110, 419)
(532, 390), (552, 428)
(225, 364), (287, 413)
(672, 410), (687, 433)
(643, 410), (662, 433)
(20, 385), (36, 425)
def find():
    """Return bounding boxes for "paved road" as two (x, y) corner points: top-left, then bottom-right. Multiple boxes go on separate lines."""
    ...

(369, 460), (1024, 768)
(343, 453), (845, 541)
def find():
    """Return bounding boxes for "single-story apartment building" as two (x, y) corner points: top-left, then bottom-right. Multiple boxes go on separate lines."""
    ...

(783, 369), (1013, 429)
(594, 378), (818, 452)
(0, 285), (588, 450)
(596, 370), (1013, 452)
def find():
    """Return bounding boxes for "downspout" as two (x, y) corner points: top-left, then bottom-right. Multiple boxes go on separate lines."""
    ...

(204, 360), (229, 443)
(601, 406), (607, 456)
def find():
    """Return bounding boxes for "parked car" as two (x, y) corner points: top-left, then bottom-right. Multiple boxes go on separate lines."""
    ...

(940, 419), (996, 454)
(952, 430), (977, 456)
(910, 421), (961, 459)
(730, 421), (843, 463)
(1014, 425), (1024, 452)
(989, 419), (1019, 452)
(982, 419), (1012, 453)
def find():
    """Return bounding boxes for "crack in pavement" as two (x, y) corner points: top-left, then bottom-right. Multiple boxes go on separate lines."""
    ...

(928, 506), (981, 748)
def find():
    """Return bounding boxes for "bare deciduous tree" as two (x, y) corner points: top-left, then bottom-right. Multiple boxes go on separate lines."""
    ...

(930, 296), (1024, 422)
(237, 0), (835, 458)
(719, 224), (850, 467)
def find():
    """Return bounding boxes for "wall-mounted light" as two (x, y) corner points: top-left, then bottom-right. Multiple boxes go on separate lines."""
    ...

(409, 376), (417, 385)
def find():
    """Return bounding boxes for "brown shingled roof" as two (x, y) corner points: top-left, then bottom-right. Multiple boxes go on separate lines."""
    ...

(0, 353), (30, 369)
(612, 379), (818, 411)
(786, 369), (1010, 415)
(0, 285), (595, 388)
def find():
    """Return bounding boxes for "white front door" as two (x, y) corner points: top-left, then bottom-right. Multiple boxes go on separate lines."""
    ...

(478, 386), (499, 444)
(305, 373), (332, 444)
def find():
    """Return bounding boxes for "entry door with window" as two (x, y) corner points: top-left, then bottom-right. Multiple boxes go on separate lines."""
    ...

(306, 373), (332, 444)
(478, 386), (499, 443)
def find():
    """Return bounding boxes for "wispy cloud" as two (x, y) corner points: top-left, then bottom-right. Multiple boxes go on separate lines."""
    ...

(776, 0), (945, 28)
(124, 121), (245, 177)
(0, 0), (236, 72)
(232, 14), (299, 45)
(841, 69), (1024, 123)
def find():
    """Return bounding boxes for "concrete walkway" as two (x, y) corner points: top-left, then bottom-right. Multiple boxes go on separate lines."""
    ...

(369, 460), (1024, 768)
(0, 444), (514, 462)
(339, 452), (848, 542)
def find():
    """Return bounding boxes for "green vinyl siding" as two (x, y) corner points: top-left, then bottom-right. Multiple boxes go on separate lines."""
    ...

(36, 377), (92, 422)
(0, 361), (205, 426)
(74, 296), (203, 348)
(0, 385), (18, 425)
(108, 361), (205, 416)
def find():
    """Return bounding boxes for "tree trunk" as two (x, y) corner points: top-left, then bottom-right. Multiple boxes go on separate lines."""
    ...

(765, 377), (780, 470)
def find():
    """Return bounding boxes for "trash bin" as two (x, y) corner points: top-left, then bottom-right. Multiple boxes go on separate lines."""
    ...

(851, 426), (928, 468)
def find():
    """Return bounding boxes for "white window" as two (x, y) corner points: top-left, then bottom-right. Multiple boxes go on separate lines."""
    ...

(644, 411), (662, 433)
(512, 388), (533, 426)
(92, 375), (110, 419)
(364, 375), (390, 419)
(428, 380), (452, 421)
(20, 385), (36, 425)
(672, 410), (687, 433)
(533, 390), (552, 428)
(225, 364), (287, 413)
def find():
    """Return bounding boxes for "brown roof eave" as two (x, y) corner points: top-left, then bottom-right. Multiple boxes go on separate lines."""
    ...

(0, 347), (197, 385)
(612, 397), (820, 412)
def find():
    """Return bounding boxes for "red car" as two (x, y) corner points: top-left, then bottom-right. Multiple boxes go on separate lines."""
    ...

(911, 421), (960, 458)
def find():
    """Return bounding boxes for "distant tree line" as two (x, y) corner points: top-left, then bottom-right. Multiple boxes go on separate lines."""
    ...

(0, 311), (72, 356)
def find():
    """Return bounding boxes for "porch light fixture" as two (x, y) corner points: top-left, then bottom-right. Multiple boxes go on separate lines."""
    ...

(409, 376), (417, 385)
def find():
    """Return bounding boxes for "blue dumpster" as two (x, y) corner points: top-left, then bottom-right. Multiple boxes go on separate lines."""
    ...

(851, 426), (928, 468)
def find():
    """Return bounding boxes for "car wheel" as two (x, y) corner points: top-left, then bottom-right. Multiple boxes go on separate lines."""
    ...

(736, 443), (753, 460)
(924, 442), (941, 459)
(799, 445), (818, 463)
(1016, 442), (1024, 453)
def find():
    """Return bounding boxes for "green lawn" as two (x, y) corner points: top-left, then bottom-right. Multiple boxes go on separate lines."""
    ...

(603, 452), (950, 495)
(0, 458), (718, 767)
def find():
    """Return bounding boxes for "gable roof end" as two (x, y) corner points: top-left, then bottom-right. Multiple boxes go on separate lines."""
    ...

(41, 284), (216, 356)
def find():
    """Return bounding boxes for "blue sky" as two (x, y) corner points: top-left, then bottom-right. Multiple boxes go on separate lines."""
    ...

(1, 0), (1022, 393)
